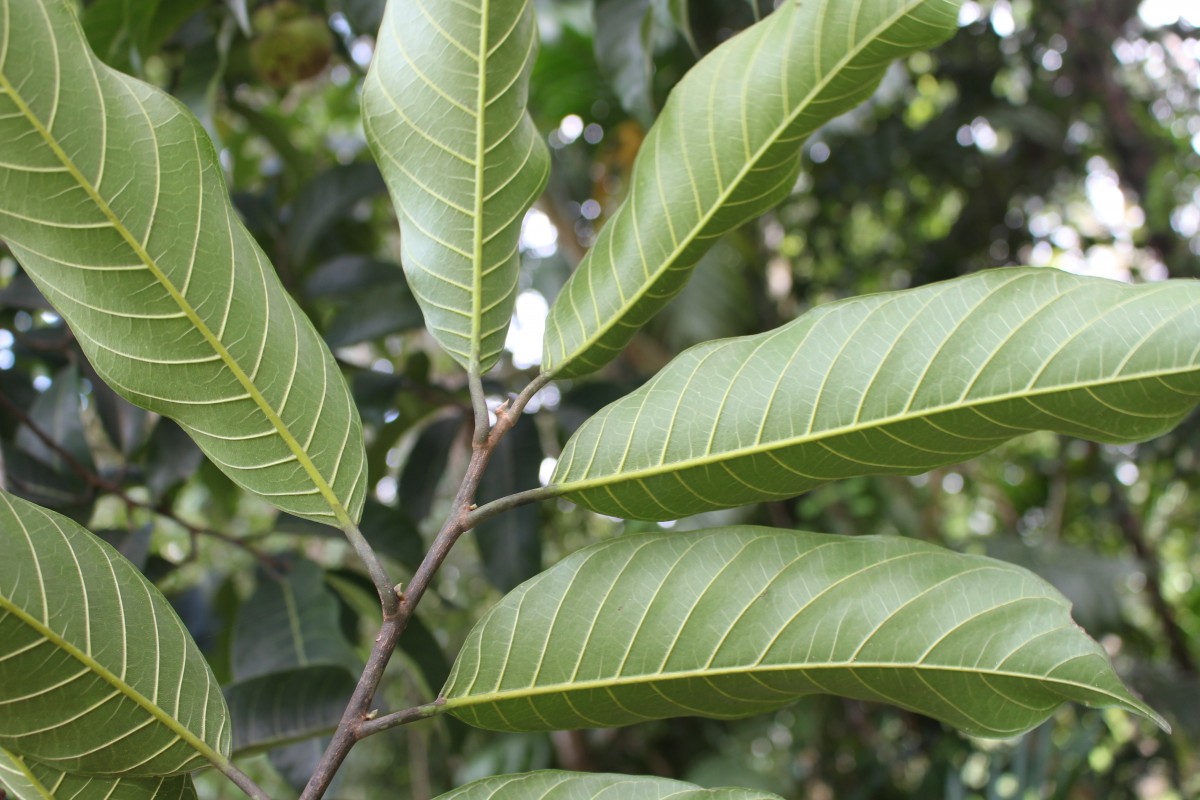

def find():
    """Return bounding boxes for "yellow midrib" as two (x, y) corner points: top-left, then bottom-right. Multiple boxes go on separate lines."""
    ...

(0, 749), (55, 800)
(0, 593), (228, 773)
(553, 363), (1200, 493)
(470, 1), (490, 373)
(442, 660), (1152, 721)
(0, 63), (352, 528)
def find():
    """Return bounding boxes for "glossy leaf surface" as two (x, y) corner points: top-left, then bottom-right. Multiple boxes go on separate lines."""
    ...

(0, 748), (197, 800)
(0, 491), (230, 775)
(363, 0), (550, 371)
(0, 0), (366, 527)
(542, 0), (960, 377)
(434, 770), (783, 800)
(553, 269), (1200, 519)
(443, 527), (1162, 737)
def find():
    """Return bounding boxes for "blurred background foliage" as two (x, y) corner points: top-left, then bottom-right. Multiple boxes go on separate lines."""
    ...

(1, 0), (1199, 797)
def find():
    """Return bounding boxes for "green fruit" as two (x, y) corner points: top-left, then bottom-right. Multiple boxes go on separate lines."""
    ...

(251, 16), (333, 88)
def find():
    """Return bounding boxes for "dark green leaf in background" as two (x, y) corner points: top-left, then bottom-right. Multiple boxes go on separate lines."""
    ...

(231, 559), (362, 681)
(400, 415), (464, 525)
(474, 412), (543, 592)
(226, 665), (356, 757)
(594, 0), (658, 126)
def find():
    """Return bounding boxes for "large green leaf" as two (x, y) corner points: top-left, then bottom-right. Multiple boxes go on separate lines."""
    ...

(0, 748), (197, 800)
(434, 770), (783, 800)
(0, 491), (230, 775)
(442, 527), (1163, 737)
(552, 269), (1200, 519)
(541, 0), (961, 377)
(363, 0), (550, 372)
(0, 0), (366, 527)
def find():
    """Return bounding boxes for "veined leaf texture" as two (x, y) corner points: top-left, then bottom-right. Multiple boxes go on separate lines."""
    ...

(0, 0), (366, 526)
(542, 0), (962, 377)
(0, 491), (230, 775)
(443, 528), (1164, 737)
(0, 748), (197, 800)
(364, 0), (550, 372)
(553, 269), (1200, 519)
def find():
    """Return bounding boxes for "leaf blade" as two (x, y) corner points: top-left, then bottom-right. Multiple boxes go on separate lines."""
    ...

(0, 748), (198, 800)
(0, 0), (366, 527)
(442, 527), (1164, 737)
(0, 491), (230, 776)
(542, 0), (961, 377)
(552, 269), (1200, 520)
(363, 0), (550, 372)
(434, 770), (783, 800)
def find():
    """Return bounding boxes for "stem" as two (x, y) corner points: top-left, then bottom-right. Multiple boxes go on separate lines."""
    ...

(358, 699), (447, 737)
(464, 485), (560, 529)
(469, 368), (491, 445)
(299, 371), (551, 800)
(1108, 474), (1196, 673)
(215, 758), (271, 800)
(0, 388), (284, 572)
(343, 521), (400, 617)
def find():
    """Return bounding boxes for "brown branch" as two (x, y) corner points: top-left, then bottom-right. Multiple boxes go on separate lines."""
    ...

(298, 371), (552, 800)
(0, 388), (285, 574)
(1107, 472), (1196, 674)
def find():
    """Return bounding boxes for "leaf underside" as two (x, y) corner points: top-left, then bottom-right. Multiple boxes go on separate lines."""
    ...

(0, 0), (366, 526)
(434, 770), (784, 800)
(0, 748), (197, 800)
(363, 0), (550, 371)
(542, 0), (961, 377)
(442, 527), (1164, 738)
(0, 491), (229, 775)
(553, 268), (1200, 520)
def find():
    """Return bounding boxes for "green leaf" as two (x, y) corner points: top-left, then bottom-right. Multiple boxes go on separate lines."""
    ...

(663, 0), (698, 55)
(474, 412), (542, 592)
(286, 163), (387, 268)
(231, 559), (362, 681)
(225, 665), (356, 757)
(15, 365), (93, 475)
(0, 490), (230, 775)
(400, 414), (464, 524)
(0, 748), (197, 800)
(541, 0), (961, 378)
(552, 269), (1200, 520)
(362, 0), (551, 372)
(433, 770), (784, 800)
(442, 527), (1165, 738)
(0, 0), (367, 528)
(594, 0), (658, 126)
